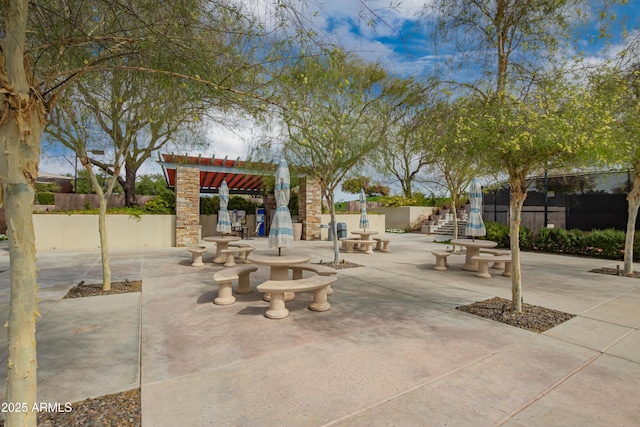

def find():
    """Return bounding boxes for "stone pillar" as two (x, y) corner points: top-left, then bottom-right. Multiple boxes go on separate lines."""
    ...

(299, 177), (322, 240)
(175, 166), (200, 247)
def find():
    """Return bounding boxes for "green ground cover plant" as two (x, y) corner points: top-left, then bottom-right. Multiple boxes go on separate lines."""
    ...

(481, 222), (638, 260)
(375, 193), (450, 207)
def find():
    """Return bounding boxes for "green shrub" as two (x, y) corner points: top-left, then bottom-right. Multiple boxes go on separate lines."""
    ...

(535, 228), (568, 253)
(199, 195), (260, 216)
(519, 226), (534, 250)
(144, 192), (176, 214)
(582, 228), (625, 259)
(36, 182), (61, 193)
(228, 196), (259, 213)
(483, 221), (510, 248)
(36, 192), (55, 205)
(378, 193), (445, 207)
(531, 227), (630, 260)
(288, 192), (299, 215)
(106, 206), (144, 217)
(200, 196), (219, 215)
(482, 221), (532, 249)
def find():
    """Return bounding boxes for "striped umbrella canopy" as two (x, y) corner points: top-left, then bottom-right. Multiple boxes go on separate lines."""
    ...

(268, 159), (294, 253)
(216, 180), (232, 234)
(359, 189), (369, 231)
(465, 178), (486, 239)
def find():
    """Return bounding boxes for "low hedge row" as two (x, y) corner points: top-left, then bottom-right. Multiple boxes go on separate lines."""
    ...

(482, 222), (639, 260)
(36, 192), (55, 205)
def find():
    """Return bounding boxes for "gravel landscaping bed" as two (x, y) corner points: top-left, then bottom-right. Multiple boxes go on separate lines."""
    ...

(589, 266), (640, 279)
(64, 279), (142, 298)
(456, 296), (575, 333)
(33, 389), (141, 427)
(319, 260), (363, 269)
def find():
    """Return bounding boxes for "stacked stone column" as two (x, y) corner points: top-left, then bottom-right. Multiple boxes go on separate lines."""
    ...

(172, 164), (322, 245)
(175, 167), (200, 247)
(299, 177), (322, 240)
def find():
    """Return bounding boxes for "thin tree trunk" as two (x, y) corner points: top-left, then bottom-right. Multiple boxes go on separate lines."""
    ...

(509, 176), (527, 313)
(83, 161), (113, 291)
(452, 196), (459, 240)
(326, 191), (340, 264)
(2, 0), (45, 423)
(451, 196), (459, 252)
(123, 163), (137, 207)
(624, 173), (640, 274)
(1, 132), (42, 427)
(98, 196), (111, 290)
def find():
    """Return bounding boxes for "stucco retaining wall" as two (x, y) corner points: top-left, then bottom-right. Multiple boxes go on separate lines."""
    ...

(320, 214), (385, 240)
(33, 215), (175, 251)
(374, 206), (435, 230)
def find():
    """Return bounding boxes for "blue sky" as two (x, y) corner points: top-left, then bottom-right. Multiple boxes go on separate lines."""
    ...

(41, 1), (640, 199)
(315, 0), (639, 77)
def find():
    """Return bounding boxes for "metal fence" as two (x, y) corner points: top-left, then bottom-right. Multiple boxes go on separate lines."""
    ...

(483, 188), (637, 231)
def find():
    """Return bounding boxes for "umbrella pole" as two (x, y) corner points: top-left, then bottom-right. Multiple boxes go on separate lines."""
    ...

(278, 247), (282, 256)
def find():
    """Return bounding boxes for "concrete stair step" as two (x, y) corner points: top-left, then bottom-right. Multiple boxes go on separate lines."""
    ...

(429, 219), (468, 235)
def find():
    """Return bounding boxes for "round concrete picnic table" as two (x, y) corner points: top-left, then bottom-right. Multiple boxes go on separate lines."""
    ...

(351, 230), (379, 242)
(451, 239), (498, 272)
(203, 235), (242, 263)
(247, 251), (311, 302)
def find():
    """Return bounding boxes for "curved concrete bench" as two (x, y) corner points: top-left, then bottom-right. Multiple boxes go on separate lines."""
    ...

(373, 237), (391, 252)
(187, 246), (208, 267)
(257, 275), (337, 319)
(219, 247), (256, 267)
(341, 239), (375, 254)
(289, 263), (337, 295)
(229, 242), (251, 248)
(340, 236), (359, 250)
(212, 265), (259, 305)
(431, 250), (450, 271)
(471, 255), (512, 279)
(480, 248), (511, 269)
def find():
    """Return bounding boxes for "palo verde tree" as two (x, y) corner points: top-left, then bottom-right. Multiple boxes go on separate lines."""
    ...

(374, 80), (438, 198)
(425, 98), (484, 241)
(45, 70), (209, 206)
(268, 49), (412, 263)
(426, 0), (622, 312)
(44, 82), (129, 292)
(591, 32), (640, 274)
(0, 0), (288, 423)
(471, 76), (616, 309)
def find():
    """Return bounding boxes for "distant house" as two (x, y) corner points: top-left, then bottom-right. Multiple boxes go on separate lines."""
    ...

(37, 171), (73, 193)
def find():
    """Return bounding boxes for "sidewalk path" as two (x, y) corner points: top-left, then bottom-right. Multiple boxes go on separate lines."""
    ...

(0, 233), (638, 426)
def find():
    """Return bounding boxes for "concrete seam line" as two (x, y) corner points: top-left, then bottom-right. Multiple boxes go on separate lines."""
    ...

(138, 258), (144, 389)
(576, 283), (640, 317)
(320, 334), (539, 427)
(495, 327), (638, 426)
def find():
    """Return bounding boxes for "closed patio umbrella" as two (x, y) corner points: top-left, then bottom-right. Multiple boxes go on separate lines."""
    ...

(359, 189), (369, 231)
(216, 180), (232, 235)
(465, 178), (486, 240)
(268, 159), (294, 254)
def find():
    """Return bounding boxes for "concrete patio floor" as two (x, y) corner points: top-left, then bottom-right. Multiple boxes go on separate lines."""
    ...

(0, 233), (638, 426)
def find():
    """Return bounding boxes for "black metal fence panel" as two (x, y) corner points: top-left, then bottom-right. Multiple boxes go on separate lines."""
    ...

(566, 194), (638, 231)
(483, 189), (635, 231)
